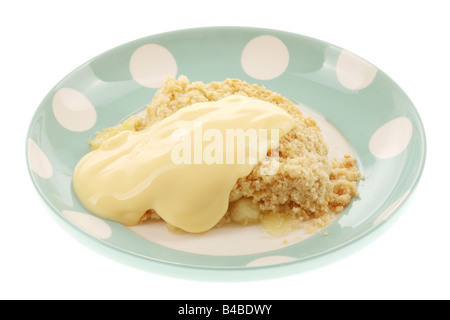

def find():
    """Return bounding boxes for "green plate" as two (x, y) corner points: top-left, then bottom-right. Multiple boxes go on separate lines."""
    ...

(26, 27), (426, 281)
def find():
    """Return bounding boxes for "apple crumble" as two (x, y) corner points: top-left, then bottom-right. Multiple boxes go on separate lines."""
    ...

(88, 75), (361, 235)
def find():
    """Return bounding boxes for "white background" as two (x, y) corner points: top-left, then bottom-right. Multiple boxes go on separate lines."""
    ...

(1, 0), (449, 300)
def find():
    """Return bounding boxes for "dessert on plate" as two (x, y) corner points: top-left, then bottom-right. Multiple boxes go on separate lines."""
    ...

(73, 76), (361, 236)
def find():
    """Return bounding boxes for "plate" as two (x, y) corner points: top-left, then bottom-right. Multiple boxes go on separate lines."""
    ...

(26, 27), (426, 280)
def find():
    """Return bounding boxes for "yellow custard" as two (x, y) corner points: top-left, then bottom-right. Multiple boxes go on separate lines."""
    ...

(73, 95), (295, 233)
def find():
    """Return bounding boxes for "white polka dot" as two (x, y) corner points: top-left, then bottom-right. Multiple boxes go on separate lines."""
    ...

(369, 117), (413, 159)
(130, 44), (177, 88)
(374, 190), (410, 225)
(62, 210), (112, 240)
(52, 88), (97, 132)
(246, 256), (297, 267)
(241, 35), (289, 80)
(336, 50), (377, 90)
(28, 138), (53, 179)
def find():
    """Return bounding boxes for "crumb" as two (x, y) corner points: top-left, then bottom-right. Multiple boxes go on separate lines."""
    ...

(304, 225), (318, 234)
(323, 231), (329, 236)
(90, 75), (361, 234)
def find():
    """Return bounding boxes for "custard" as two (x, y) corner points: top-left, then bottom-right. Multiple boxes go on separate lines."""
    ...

(73, 95), (294, 232)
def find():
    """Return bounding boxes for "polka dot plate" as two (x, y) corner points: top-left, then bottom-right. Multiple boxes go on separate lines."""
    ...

(26, 27), (426, 280)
